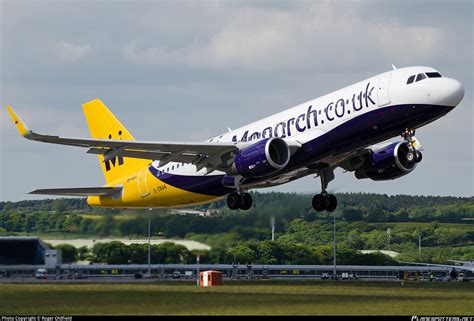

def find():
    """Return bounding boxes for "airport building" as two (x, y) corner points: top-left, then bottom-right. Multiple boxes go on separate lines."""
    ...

(1, 262), (472, 281)
(0, 237), (61, 267)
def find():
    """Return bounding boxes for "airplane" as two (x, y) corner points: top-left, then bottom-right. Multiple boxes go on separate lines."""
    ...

(6, 66), (464, 211)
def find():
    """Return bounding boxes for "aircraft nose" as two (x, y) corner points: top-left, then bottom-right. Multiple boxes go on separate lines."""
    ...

(441, 78), (464, 107)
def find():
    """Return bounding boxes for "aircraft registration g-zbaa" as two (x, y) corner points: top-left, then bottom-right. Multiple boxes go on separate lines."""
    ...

(7, 66), (464, 211)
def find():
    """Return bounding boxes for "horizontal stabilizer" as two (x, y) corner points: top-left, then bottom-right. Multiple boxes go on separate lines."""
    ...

(29, 187), (122, 197)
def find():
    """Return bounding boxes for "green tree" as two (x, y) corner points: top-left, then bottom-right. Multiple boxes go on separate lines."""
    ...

(92, 241), (129, 264)
(52, 199), (67, 213)
(95, 215), (115, 236)
(55, 244), (78, 263)
(341, 207), (363, 222)
(77, 246), (89, 261)
(258, 240), (285, 264)
(226, 245), (256, 264)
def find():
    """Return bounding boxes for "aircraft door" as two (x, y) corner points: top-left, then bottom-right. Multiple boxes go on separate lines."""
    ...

(138, 167), (150, 198)
(377, 72), (392, 107)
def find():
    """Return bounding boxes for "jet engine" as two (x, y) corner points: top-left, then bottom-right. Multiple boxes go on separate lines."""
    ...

(355, 142), (419, 181)
(229, 137), (290, 177)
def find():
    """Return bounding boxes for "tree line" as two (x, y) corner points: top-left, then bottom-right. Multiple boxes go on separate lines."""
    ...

(1, 193), (473, 237)
(53, 240), (399, 266)
(2, 192), (473, 264)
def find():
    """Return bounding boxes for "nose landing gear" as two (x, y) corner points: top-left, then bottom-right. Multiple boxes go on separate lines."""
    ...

(402, 128), (423, 163)
(312, 167), (338, 212)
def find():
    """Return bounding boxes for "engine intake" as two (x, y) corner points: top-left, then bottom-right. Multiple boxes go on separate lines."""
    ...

(355, 142), (418, 181)
(230, 138), (290, 177)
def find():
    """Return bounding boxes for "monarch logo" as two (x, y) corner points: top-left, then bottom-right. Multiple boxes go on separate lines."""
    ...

(105, 156), (124, 171)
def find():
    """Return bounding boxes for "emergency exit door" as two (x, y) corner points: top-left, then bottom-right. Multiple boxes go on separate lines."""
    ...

(138, 168), (150, 198)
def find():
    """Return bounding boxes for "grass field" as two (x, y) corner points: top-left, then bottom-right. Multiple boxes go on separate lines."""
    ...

(0, 280), (473, 315)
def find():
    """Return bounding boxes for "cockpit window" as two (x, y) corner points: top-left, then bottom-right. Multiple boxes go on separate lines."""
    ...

(415, 73), (427, 82)
(407, 72), (441, 85)
(426, 72), (442, 78)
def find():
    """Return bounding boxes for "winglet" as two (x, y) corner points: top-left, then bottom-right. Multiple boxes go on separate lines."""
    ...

(6, 106), (31, 137)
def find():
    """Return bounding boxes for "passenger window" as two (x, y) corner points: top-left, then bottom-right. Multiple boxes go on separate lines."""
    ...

(407, 75), (415, 84)
(415, 73), (426, 82)
(426, 72), (442, 78)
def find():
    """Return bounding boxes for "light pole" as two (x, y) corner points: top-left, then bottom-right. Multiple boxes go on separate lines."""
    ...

(387, 228), (391, 251)
(333, 211), (336, 277)
(257, 240), (261, 261)
(148, 208), (152, 278)
(270, 217), (275, 241)
(196, 255), (200, 286)
(418, 233), (421, 261)
(25, 213), (29, 236)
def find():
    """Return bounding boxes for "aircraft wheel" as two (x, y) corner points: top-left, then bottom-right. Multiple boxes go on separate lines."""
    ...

(312, 194), (327, 212)
(227, 192), (242, 210)
(325, 194), (338, 212)
(406, 150), (416, 163)
(415, 151), (423, 163)
(240, 193), (253, 210)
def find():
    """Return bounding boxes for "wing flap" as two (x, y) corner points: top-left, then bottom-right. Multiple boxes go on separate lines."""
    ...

(86, 147), (205, 163)
(29, 187), (122, 197)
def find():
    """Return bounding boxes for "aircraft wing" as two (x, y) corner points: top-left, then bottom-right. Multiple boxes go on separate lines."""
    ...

(7, 106), (241, 172)
(29, 187), (122, 197)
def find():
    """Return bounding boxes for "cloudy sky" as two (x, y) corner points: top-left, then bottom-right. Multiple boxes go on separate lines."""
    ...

(1, 0), (472, 201)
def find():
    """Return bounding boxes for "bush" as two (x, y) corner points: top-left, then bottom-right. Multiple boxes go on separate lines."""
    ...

(54, 244), (78, 263)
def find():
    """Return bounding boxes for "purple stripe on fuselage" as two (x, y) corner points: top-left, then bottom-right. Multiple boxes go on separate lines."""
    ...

(149, 104), (454, 196)
(285, 103), (453, 170)
(149, 166), (230, 196)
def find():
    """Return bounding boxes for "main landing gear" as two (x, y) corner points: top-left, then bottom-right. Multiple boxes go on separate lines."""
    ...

(227, 191), (253, 210)
(402, 128), (423, 163)
(312, 193), (337, 212)
(312, 167), (338, 212)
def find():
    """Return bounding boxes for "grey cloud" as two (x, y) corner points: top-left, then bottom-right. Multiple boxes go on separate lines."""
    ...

(55, 41), (92, 62)
(1, 1), (456, 85)
(119, 2), (445, 72)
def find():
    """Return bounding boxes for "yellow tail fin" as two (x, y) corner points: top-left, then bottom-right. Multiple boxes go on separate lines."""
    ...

(82, 99), (149, 184)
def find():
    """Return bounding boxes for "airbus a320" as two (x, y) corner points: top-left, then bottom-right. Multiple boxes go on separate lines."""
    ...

(7, 66), (464, 211)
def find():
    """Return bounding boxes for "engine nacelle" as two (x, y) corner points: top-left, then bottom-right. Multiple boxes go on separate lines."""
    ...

(355, 142), (418, 181)
(230, 137), (290, 178)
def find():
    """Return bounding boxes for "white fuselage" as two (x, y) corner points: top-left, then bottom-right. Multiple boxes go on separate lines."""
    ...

(152, 66), (463, 187)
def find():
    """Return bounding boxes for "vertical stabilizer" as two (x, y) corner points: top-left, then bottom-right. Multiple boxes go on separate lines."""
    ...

(82, 99), (149, 184)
